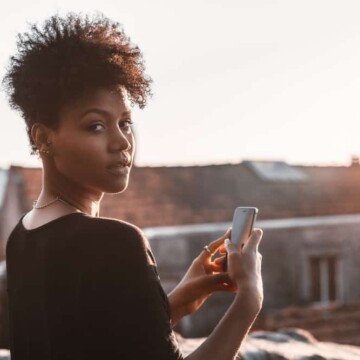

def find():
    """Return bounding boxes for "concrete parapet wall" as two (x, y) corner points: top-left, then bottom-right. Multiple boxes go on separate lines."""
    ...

(144, 214), (360, 337)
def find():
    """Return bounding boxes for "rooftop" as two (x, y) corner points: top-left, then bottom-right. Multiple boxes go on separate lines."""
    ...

(4, 160), (360, 227)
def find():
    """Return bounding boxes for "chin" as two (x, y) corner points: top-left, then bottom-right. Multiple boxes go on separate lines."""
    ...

(103, 179), (129, 194)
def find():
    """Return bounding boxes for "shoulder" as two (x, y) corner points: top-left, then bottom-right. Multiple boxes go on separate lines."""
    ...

(76, 214), (153, 265)
(78, 213), (145, 242)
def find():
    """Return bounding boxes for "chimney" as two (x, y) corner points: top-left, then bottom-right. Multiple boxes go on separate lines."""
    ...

(350, 155), (360, 167)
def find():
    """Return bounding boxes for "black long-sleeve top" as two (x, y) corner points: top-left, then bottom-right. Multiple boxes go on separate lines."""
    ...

(5, 212), (184, 360)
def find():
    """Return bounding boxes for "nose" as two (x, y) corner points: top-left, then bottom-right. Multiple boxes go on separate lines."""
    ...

(108, 126), (133, 153)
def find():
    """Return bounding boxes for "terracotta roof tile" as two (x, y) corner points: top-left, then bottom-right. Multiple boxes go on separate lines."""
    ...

(8, 163), (360, 228)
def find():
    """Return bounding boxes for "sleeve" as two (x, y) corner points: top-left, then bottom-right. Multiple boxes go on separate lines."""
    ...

(78, 221), (184, 360)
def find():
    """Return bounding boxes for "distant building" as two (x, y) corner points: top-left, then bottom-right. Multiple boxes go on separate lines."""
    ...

(145, 213), (360, 337)
(1, 161), (360, 337)
(3, 160), (360, 233)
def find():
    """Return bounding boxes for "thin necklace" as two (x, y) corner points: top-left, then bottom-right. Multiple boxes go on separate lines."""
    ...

(33, 196), (83, 213)
(33, 196), (61, 209)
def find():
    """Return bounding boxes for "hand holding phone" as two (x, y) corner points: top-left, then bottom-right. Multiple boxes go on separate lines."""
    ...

(223, 207), (258, 271)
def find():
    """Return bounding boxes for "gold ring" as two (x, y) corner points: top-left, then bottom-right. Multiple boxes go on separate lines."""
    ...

(203, 245), (212, 254)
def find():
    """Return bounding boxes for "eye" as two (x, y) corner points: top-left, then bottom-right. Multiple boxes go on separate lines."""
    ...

(120, 120), (134, 132)
(88, 123), (105, 132)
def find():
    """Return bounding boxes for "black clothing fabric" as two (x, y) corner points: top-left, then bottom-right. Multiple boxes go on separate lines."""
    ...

(6, 213), (184, 360)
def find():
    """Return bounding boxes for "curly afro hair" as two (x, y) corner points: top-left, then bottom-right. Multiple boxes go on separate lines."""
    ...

(2, 12), (152, 155)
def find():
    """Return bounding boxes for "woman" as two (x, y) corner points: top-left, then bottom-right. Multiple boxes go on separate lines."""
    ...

(3, 13), (263, 360)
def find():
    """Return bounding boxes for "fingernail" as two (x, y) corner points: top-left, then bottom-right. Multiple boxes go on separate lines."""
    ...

(224, 239), (230, 246)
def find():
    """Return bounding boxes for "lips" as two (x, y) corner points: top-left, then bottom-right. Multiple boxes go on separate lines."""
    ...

(107, 158), (131, 176)
(107, 157), (132, 169)
(107, 166), (130, 175)
(108, 161), (130, 168)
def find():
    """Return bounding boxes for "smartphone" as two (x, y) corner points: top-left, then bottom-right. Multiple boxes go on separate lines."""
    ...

(223, 207), (258, 271)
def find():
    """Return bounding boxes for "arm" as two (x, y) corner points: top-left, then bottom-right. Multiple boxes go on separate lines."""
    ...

(185, 229), (263, 360)
(168, 291), (186, 327)
(79, 222), (184, 360)
(185, 285), (261, 359)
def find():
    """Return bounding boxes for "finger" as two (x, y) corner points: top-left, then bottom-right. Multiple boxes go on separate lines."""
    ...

(214, 282), (238, 293)
(207, 257), (226, 271)
(244, 228), (263, 252)
(208, 228), (232, 252)
(205, 256), (226, 273)
(199, 228), (232, 260)
(207, 274), (237, 292)
(257, 253), (263, 273)
(208, 263), (225, 273)
(205, 272), (232, 286)
(214, 256), (226, 265)
(218, 244), (226, 254)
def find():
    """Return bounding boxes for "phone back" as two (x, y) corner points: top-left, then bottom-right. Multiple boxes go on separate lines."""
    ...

(230, 207), (258, 249)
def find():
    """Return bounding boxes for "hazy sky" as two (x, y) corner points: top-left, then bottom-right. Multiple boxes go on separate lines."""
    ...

(1, 0), (360, 169)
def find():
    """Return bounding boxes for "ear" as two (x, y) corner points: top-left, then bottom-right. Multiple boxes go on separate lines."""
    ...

(31, 123), (53, 152)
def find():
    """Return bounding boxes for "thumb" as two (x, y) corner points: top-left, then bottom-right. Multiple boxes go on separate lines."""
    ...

(224, 238), (237, 253)
(245, 228), (263, 251)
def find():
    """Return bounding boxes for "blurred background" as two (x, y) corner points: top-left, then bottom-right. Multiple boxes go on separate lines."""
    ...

(0, 0), (360, 358)
(1, 0), (360, 168)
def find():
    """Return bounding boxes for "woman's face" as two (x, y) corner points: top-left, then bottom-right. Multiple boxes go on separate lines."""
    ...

(48, 87), (135, 195)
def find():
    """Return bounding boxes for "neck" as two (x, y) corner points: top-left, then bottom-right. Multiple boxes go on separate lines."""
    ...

(38, 167), (103, 217)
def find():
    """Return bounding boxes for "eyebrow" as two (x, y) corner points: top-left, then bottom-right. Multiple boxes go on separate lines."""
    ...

(80, 108), (132, 119)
